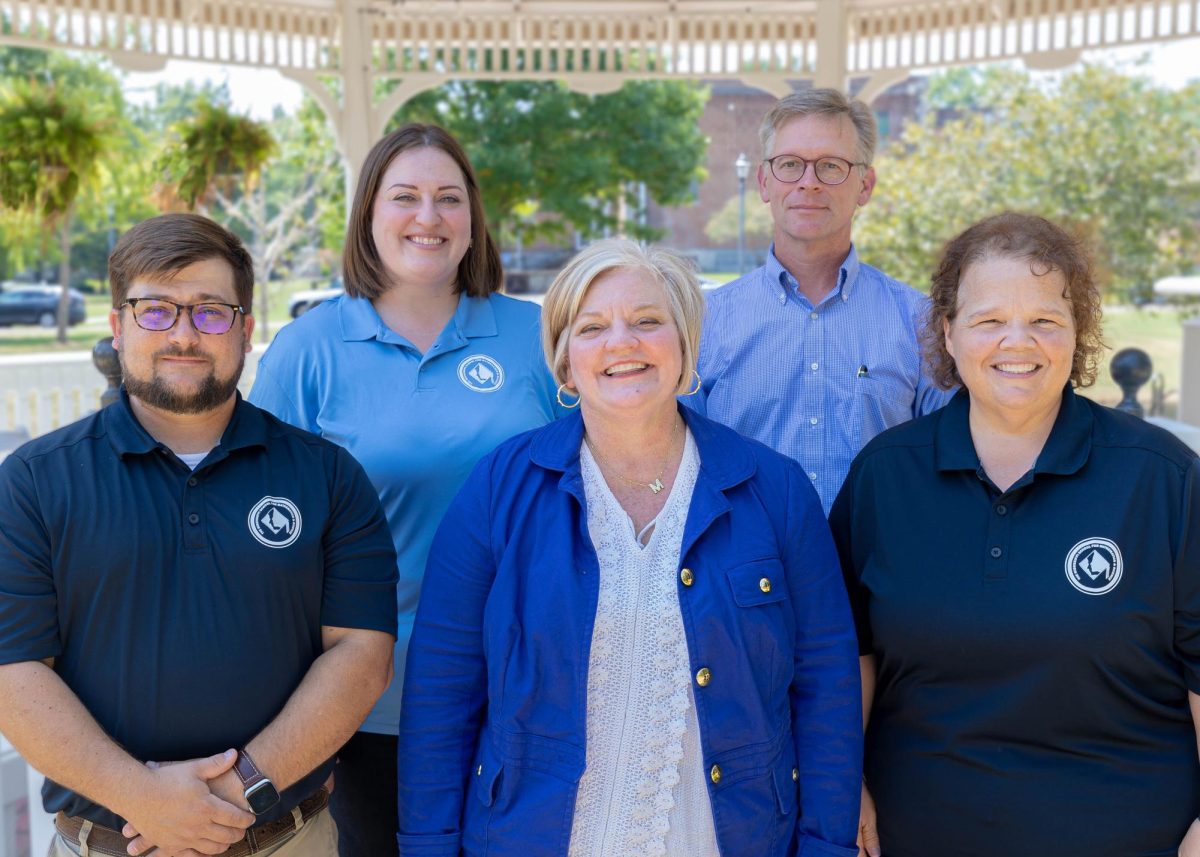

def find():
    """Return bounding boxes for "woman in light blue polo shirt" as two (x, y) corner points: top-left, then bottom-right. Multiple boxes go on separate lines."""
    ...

(249, 123), (559, 856)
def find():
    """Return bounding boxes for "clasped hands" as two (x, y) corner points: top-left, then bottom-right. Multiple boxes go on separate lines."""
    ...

(119, 748), (255, 857)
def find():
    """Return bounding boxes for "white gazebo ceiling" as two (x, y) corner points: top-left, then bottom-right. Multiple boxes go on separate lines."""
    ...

(3, 0), (1196, 187)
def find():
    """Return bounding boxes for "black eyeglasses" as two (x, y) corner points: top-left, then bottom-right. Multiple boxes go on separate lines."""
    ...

(763, 155), (867, 186)
(120, 298), (246, 335)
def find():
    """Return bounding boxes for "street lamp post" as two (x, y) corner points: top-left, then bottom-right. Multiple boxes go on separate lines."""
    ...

(734, 152), (750, 275)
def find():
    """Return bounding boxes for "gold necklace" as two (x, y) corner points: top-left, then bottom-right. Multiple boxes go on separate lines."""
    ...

(586, 417), (680, 494)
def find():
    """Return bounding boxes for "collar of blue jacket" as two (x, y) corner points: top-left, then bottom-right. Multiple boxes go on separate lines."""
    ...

(529, 403), (758, 492)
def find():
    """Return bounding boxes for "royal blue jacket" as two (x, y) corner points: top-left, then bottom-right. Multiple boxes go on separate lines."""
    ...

(396, 407), (862, 857)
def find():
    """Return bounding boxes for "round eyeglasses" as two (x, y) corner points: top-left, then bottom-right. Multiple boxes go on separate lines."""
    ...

(120, 298), (246, 335)
(763, 155), (867, 186)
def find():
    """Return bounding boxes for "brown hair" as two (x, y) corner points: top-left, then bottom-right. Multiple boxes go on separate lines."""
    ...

(925, 212), (1104, 390)
(108, 213), (254, 309)
(760, 88), (878, 165)
(343, 123), (502, 300)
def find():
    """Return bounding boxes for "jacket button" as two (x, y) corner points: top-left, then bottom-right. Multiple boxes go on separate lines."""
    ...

(187, 513), (200, 525)
(476, 764), (482, 776)
(680, 567), (694, 586)
(696, 667), (711, 687)
(759, 577), (772, 593)
(792, 768), (799, 782)
(710, 764), (722, 784)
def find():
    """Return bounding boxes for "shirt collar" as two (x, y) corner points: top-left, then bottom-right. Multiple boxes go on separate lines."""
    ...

(765, 243), (860, 303)
(338, 291), (498, 344)
(528, 406), (756, 491)
(104, 389), (270, 460)
(935, 385), (1094, 476)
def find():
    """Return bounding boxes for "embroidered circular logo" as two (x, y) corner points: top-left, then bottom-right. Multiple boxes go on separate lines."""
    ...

(248, 496), (302, 549)
(457, 354), (505, 393)
(1064, 537), (1123, 595)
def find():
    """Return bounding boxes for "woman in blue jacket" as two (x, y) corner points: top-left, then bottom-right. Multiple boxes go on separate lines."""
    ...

(396, 239), (862, 857)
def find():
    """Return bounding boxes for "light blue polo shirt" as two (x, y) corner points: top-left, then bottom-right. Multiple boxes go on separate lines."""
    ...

(249, 291), (559, 734)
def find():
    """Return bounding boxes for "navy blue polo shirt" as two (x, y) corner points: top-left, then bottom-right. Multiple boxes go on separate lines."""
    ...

(830, 387), (1200, 857)
(0, 391), (398, 829)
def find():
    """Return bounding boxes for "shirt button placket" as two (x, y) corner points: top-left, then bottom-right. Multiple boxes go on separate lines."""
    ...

(797, 290), (827, 508)
(184, 475), (204, 549)
(984, 497), (1012, 582)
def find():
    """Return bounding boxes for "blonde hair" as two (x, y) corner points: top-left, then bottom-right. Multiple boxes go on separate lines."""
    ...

(541, 239), (705, 395)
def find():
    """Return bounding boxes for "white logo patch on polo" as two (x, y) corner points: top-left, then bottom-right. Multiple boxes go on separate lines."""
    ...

(1064, 537), (1123, 595)
(457, 354), (505, 393)
(248, 496), (302, 549)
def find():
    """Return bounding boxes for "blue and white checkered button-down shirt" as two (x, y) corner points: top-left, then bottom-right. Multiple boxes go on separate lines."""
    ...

(685, 244), (953, 515)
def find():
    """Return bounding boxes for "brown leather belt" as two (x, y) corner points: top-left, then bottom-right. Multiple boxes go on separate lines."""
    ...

(54, 788), (328, 857)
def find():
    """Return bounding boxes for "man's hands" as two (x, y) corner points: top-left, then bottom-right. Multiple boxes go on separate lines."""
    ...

(118, 749), (255, 857)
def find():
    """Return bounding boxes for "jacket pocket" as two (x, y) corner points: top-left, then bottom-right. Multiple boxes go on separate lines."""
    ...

(772, 755), (798, 816)
(474, 755), (503, 807)
(726, 559), (788, 607)
(463, 740), (504, 856)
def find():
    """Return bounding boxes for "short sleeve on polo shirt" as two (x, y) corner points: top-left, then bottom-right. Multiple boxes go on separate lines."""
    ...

(0, 454), (60, 664)
(320, 444), (400, 636)
(1174, 459), (1200, 693)
(829, 468), (874, 657)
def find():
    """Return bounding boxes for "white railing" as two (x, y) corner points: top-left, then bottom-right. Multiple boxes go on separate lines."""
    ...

(0, 348), (264, 440)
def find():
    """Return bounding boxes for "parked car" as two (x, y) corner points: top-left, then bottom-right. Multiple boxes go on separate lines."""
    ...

(288, 277), (344, 318)
(1153, 273), (1200, 300)
(0, 285), (87, 328)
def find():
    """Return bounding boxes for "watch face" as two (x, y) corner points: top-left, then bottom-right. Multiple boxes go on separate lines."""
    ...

(245, 780), (281, 815)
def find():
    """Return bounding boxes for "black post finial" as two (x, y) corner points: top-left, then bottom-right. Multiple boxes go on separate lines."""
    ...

(1110, 348), (1153, 419)
(92, 336), (122, 408)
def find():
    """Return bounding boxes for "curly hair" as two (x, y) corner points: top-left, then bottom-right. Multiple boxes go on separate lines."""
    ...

(924, 212), (1104, 390)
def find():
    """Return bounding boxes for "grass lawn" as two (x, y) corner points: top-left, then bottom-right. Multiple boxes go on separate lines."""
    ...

(1079, 306), (1189, 417)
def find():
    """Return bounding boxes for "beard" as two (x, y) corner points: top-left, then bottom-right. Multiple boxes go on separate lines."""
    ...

(121, 345), (245, 415)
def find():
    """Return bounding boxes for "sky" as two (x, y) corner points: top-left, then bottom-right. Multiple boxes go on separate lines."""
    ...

(119, 36), (1200, 120)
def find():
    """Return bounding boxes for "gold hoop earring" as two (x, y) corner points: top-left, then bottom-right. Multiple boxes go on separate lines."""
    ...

(683, 369), (702, 396)
(556, 383), (581, 409)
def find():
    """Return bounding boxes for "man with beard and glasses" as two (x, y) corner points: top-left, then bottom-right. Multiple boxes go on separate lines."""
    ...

(0, 214), (399, 857)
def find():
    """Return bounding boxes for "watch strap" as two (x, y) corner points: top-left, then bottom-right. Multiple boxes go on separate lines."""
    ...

(234, 748), (267, 788)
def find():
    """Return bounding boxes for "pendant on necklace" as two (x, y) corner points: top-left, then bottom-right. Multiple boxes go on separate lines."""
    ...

(648, 478), (665, 494)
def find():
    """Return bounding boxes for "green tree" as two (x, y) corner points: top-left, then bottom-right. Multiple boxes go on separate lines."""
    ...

(392, 80), (709, 246)
(132, 78), (232, 134)
(0, 47), (144, 292)
(0, 77), (115, 340)
(212, 98), (342, 340)
(705, 191), (773, 246)
(857, 65), (1200, 300)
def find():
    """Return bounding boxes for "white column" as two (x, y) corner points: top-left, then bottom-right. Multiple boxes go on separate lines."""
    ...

(338, 0), (376, 205)
(1181, 317), (1200, 427)
(814, 0), (849, 91)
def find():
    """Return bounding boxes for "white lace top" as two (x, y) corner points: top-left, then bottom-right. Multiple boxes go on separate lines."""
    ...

(568, 429), (720, 857)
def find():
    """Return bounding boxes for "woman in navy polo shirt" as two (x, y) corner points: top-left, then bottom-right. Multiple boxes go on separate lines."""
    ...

(395, 239), (862, 857)
(831, 212), (1200, 857)
(249, 124), (559, 856)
